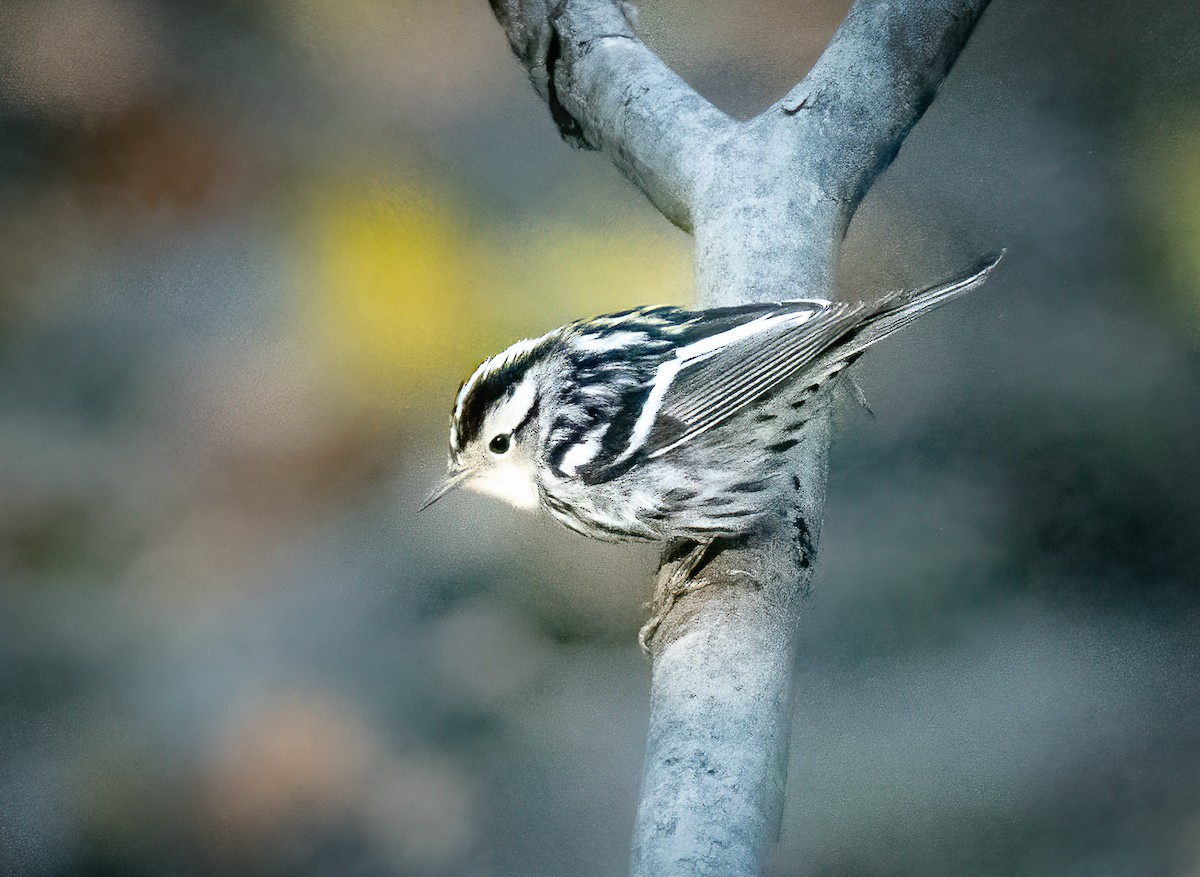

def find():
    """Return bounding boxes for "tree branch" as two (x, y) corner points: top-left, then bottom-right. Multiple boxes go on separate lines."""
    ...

(632, 404), (831, 877)
(771, 0), (989, 211)
(692, 0), (989, 302)
(489, 0), (736, 230)
(486, 1), (991, 874)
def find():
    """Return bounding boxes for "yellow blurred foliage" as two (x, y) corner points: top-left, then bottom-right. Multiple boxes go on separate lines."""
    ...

(1149, 122), (1200, 340)
(298, 178), (472, 410)
(295, 173), (691, 416)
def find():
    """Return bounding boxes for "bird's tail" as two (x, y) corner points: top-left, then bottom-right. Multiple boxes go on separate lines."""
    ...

(801, 250), (1005, 396)
(854, 250), (1005, 350)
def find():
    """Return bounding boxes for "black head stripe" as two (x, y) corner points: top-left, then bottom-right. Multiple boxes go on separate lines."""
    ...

(453, 341), (554, 451)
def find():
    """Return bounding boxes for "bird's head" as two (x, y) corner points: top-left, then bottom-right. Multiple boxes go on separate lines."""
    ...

(421, 332), (558, 512)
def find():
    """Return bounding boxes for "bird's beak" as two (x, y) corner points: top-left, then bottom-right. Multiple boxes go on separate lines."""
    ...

(419, 467), (472, 511)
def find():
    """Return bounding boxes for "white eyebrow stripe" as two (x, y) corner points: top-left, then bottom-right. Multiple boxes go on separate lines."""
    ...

(603, 309), (817, 468)
(496, 372), (539, 434)
(453, 330), (558, 428)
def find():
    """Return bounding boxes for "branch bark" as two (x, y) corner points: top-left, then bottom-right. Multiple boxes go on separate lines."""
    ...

(487, 1), (991, 874)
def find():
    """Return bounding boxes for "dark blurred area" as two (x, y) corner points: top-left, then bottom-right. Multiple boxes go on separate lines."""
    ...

(0, 1), (1197, 875)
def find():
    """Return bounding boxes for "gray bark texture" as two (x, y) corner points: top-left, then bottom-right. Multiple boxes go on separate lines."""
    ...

(486, 1), (991, 874)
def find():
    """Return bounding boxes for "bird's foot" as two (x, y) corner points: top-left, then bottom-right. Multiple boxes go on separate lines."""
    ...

(639, 539), (714, 654)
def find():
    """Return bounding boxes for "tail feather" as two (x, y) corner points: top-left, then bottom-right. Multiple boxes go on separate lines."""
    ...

(860, 250), (1005, 347)
(805, 250), (1005, 390)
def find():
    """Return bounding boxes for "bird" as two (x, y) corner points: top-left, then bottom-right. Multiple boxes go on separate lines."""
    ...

(422, 252), (1003, 648)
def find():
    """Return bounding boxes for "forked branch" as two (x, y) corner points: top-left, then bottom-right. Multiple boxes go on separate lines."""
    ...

(486, 1), (991, 874)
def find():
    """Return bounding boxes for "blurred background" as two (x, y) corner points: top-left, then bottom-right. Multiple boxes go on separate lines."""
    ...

(1, 1), (1198, 875)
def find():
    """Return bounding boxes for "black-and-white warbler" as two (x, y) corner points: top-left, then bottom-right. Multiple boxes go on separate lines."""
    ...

(423, 252), (1002, 644)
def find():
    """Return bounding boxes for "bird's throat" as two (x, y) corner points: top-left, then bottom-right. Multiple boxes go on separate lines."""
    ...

(467, 461), (541, 510)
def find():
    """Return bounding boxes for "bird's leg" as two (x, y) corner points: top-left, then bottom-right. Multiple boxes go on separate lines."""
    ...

(639, 538), (715, 653)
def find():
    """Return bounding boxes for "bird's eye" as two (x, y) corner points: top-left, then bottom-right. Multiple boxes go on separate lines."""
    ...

(489, 434), (511, 455)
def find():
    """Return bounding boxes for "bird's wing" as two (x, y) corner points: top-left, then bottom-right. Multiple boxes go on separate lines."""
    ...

(598, 252), (1005, 473)
(566, 300), (863, 485)
(555, 302), (816, 484)
(633, 301), (869, 460)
